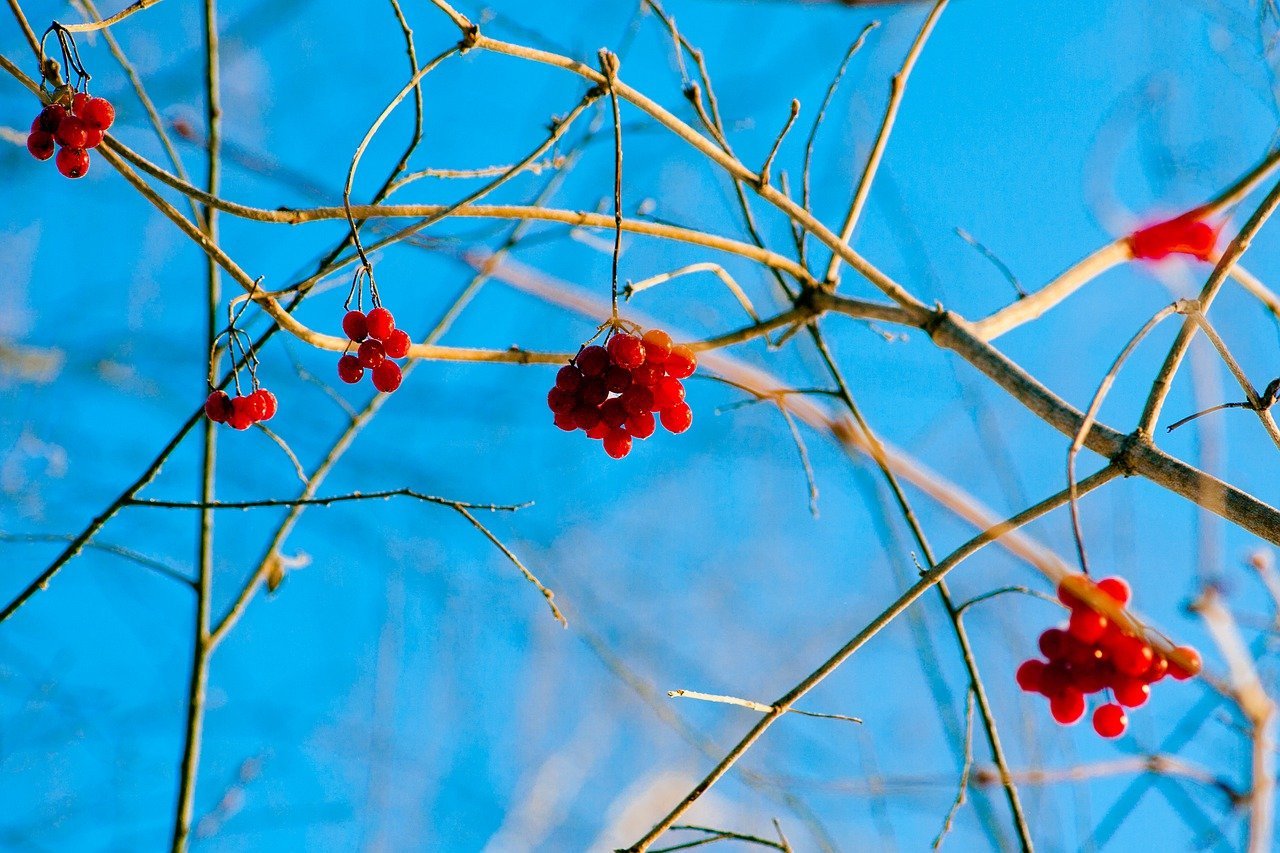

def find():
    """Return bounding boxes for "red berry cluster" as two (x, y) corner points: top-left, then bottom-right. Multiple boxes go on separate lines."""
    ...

(1016, 574), (1202, 738)
(27, 92), (115, 179)
(547, 328), (697, 459)
(1129, 214), (1218, 262)
(337, 306), (409, 393)
(204, 387), (277, 431)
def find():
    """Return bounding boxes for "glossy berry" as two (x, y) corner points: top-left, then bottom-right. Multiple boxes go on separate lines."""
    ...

(82, 125), (104, 149)
(357, 339), (385, 369)
(249, 389), (277, 421)
(384, 329), (411, 359)
(664, 345), (697, 379)
(631, 363), (662, 387)
(372, 361), (402, 393)
(585, 421), (610, 440)
(337, 354), (363, 384)
(1038, 628), (1072, 661)
(547, 387), (576, 415)
(660, 402), (693, 434)
(553, 412), (576, 432)
(600, 398), (628, 429)
(627, 410), (656, 439)
(1092, 703), (1128, 738)
(652, 376), (686, 411)
(1130, 215), (1217, 262)
(204, 390), (232, 423)
(622, 386), (654, 416)
(56, 147), (90, 179)
(71, 92), (91, 117)
(1015, 659), (1045, 693)
(54, 116), (89, 149)
(576, 345), (609, 377)
(1057, 574), (1089, 609)
(1068, 608), (1108, 643)
(556, 365), (583, 392)
(26, 132), (54, 161)
(1049, 689), (1086, 725)
(32, 105), (66, 134)
(579, 378), (608, 406)
(641, 328), (673, 363)
(1142, 655), (1170, 684)
(607, 333), (646, 370)
(574, 405), (601, 431)
(604, 365), (632, 394)
(1113, 678), (1150, 708)
(1113, 636), (1155, 677)
(1169, 646), (1202, 680)
(602, 429), (632, 459)
(81, 96), (115, 131)
(228, 396), (256, 431)
(342, 310), (368, 342)
(1097, 576), (1131, 606)
(366, 307), (395, 340)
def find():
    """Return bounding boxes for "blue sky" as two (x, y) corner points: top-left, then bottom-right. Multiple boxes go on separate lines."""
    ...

(3, 0), (1280, 849)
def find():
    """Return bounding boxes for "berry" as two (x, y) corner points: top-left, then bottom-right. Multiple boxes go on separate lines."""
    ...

(1169, 646), (1202, 680)
(600, 398), (628, 429)
(32, 105), (66, 134)
(660, 402), (693, 434)
(577, 345), (609, 377)
(585, 420), (609, 440)
(384, 329), (411, 359)
(228, 395), (256, 430)
(630, 363), (663, 387)
(357, 339), (385, 369)
(1113, 678), (1150, 708)
(652, 376), (686, 410)
(1049, 688), (1086, 725)
(71, 92), (91, 116)
(55, 116), (89, 149)
(26, 131), (54, 161)
(249, 389), (277, 421)
(664, 345), (697, 379)
(1057, 574), (1090, 609)
(204, 390), (232, 423)
(1068, 608), (1108, 644)
(573, 405), (602, 431)
(1092, 703), (1128, 738)
(1039, 663), (1072, 697)
(603, 429), (632, 459)
(553, 412), (576, 432)
(372, 360), (402, 393)
(1038, 628), (1072, 662)
(82, 125), (104, 149)
(604, 365), (632, 394)
(81, 96), (115, 131)
(366, 306), (395, 340)
(1015, 659), (1045, 693)
(1072, 661), (1110, 694)
(641, 329), (673, 363)
(1113, 636), (1155, 677)
(56, 147), (90, 179)
(547, 386), (575, 415)
(627, 409), (656, 439)
(342, 310), (368, 342)
(607, 333), (646, 370)
(1142, 655), (1170, 684)
(579, 378), (608, 406)
(622, 386), (654, 416)
(555, 365), (583, 392)
(1130, 215), (1217, 262)
(1097, 576), (1131, 606)
(337, 354), (363, 384)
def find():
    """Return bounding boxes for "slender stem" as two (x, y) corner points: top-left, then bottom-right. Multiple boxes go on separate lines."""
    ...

(60, 0), (163, 32)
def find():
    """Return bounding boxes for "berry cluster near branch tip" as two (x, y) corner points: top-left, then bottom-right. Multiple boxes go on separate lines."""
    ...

(337, 306), (408, 393)
(1016, 574), (1202, 738)
(27, 92), (115, 179)
(204, 387), (277, 431)
(1128, 214), (1218, 262)
(548, 328), (697, 459)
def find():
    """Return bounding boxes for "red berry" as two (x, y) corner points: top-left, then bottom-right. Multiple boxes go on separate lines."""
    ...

(204, 390), (232, 423)
(337, 354), (363, 384)
(1092, 703), (1128, 738)
(1169, 646), (1202, 680)
(26, 131), (54, 161)
(32, 105), (66, 134)
(384, 329), (411, 359)
(1068, 608), (1108, 644)
(249, 388), (277, 421)
(547, 386), (575, 415)
(577, 345), (609, 377)
(631, 363), (663, 387)
(342, 310), (368, 342)
(372, 360), (402, 393)
(1129, 215), (1218, 262)
(55, 116), (89, 149)
(604, 365), (632, 394)
(573, 405), (602, 431)
(1038, 628), (1071, 661)
(1040, 663), (1072, 697)
(1097, 576), (1131, 606)
(1050, 688), (1086, 725)
(81, 96), (115, 131)
(1142, 655), (1170, 684)
(660, 402), (693, 434)
(664, 345), (697, 379)
(585, 420), (609, 440)
(603, 429), (632, 459)
(1072, 661), (1110, 694)
(622, 386), (654, 416)
(357, 339), (385, 369)
(228, 395), (255, 430)
(627, 409), (656, 439)
(600, 398), (628, 429)
(82, 125), (104, 149)
(71, 92), (91, 116)
(641, 329), (673, 363)
(553, 412), (576, 432)
(1057, 574), (1090, 609)
(1113, 636), (1155, 677)
(56, 147), (90, 179)
(366, 306), (395, 340)
(1015, 659), (1045, 693)
(1113, 678), (1150, 708)
(652, 376), (686, 410)
(607, 333), (646, 370)
(579, 378), (608, 406)
(556, 365), (583, 392)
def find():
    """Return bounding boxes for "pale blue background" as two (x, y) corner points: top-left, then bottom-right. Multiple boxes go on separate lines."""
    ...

(2, 1), (1278, 850)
